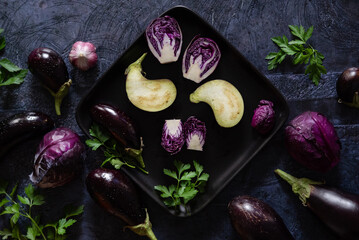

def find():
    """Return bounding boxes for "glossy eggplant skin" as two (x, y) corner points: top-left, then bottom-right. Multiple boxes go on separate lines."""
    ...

(307, 186), (359, 240)
(86, 168), (145, 226)
(228, 196), (294, 240)
(336, 67), (359, 103)
(90, 103), (141, 149)
(28, 47), (69, 92)
(0, 112), (54, 158)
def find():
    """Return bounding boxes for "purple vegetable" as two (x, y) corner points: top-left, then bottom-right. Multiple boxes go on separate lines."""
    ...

(29, 127), (85, 188)
(228, 195), (294, 240)
(86, 168), (157, 240)
(161, 119), (185, 154)
(251, 100), (275, 134)
(28, 47), (72, 115)
(146, 15), (182, 64)
(183, 116), (206, 151)
(285, 111), (341, 172)
(182, 35), (221, 83)
(336, 67), (359, 108)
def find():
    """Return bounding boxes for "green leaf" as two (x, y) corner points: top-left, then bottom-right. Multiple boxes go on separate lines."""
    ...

(0, 180), (8, 194)
(288, 40), (306, 45)
(24, 184), (35, 200)
(182, 189), (198, 204)
(304, 26), (314, 41)
(0, 198), (10, 208)
(173, 160), (190, 176)
(57, 218), (77, 235)
(193, 161), (203, 176)
(32, 194), (45, 206)
(9, 183), (18, 198)
(198, 173), (210, 182)
(64, 205), (84, 218)
(289, 25), (305, 41)
(0, 228), (13, 239)
(110, 158), (127, 169)
(0, 59), (22, 72)
(17, 195), (31, 206)
(26, 226), (40, 240)
(0, 68), (27, 86)
(180, 171), (196, 181)
(163, 169), (177, 180)
(89, 124), (109, 143)
(85, 139), (102, 150)
(154, 185), (173, 198)
(265, 52), (279, 60)
(271, 36), (288, 49)
(10, 213), (20, 224)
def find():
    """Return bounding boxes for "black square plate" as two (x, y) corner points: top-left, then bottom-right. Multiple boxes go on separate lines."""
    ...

(76, 5), (289, 217)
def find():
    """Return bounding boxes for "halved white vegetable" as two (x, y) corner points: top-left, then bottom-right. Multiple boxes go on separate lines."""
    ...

(125, 53), (177, 112)
(190, 80), (244, 128)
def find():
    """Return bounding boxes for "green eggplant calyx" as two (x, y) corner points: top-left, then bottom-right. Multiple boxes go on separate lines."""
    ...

(125, 147), (145, 168)
(125, 53), (147, 75)
(338, 91), (359, 109)
(45, 79), (72, 115)
(274, 169), (324, 206)
(124, 209), (157, 240)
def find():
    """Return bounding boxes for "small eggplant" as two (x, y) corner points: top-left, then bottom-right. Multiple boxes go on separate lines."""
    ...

(90, 103), (141, 150)
(0, 111), (54, 158)
(28, 47), (72, 115)
(228, 195), (294, 240)
(86, 168), (157, 240)
(275, 169), (359, 239)
(336, 67), (359, 108)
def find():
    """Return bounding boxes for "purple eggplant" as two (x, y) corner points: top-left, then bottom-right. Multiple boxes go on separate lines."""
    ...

(275, 169), (359, 239)
(86, 168), (157, 240)
(0, 111), (54, 158)
(90, 103), (141, 150)
(228, 195), (294, 240)
(28, 47), (72, 115)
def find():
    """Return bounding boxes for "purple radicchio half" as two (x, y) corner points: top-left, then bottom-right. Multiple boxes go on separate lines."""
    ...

(146, 15), (182, 64)
(182, 35), (221, 83)
(251, 100), (276, 134)
(29, 127), (85, 188)
(161, 119), (185, 155)
(184, 116), (206, 151)
(285, 111), (341, 172)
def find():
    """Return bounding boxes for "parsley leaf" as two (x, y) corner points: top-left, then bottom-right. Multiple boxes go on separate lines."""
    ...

(0, 28), (5, 51)
(266, 25), (326, 85)
(0, 181), (83, 240)
(86, 123), (148, 174)
(0, 58), (28, 86)
(154, 160), (209, 211)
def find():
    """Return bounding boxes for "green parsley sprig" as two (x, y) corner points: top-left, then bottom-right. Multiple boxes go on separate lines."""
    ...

(0, 180), (83, 240)
(154, 160), (209, 210)
(85, 123), (147, 174)
(266, 25), (327, 85)
(0, 28), (28, 87)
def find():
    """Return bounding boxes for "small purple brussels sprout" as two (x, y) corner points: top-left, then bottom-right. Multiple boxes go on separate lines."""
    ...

(184, 116), (206, 151)
(161, 119), (185, 155)
(146, 15), (182, 64)
(285, 111), (341, 172)
(182, 35), (221, 83)
(29, 127), (85, 188)
(251, 100), (275, 134)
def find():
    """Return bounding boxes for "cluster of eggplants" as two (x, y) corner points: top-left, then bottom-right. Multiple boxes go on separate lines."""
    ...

(28, 47), (72, 115)
(86, 168), (157, 240)
(29, 127), (84, 188)
(228, 195), (294, 240)
(275, 169), (359, 239)
(336, 67), (359, 108)
(0, 111), (54, 158)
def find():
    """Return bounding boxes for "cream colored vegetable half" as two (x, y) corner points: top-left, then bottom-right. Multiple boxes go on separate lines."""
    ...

(190, 79), (244, 128)
(125, 53), (177, 112)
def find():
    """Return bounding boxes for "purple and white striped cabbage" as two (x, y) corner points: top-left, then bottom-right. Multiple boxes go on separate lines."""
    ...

(146, 15), (182, 64)
(182, 36), (221, 83)
(29, 127), (84, 188)
(161, 119), (185, 155)
(184, 116), (206, 151)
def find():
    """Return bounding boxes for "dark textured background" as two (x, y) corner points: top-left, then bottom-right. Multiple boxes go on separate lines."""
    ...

(1, 1), (359, 239)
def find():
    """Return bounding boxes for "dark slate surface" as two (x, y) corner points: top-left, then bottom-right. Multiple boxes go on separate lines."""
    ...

(1, 1), (359, 239)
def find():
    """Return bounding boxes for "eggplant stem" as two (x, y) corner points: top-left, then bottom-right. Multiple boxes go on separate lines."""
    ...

(45, 79), (72, 115)
(274, 169), (324, 205)
(124, 53), (147, 75)
(124, 209), (157, 240)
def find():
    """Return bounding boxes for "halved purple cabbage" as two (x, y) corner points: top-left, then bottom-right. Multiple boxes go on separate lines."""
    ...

(146, 15), (182, 64)
(184, 116), (206, 151)
(285, 111), (341, 172)
(29, 127), (85, 188)
(251, 100), (275, 134)
(182, 35), (221, 83)
(161, 119), (184, 154)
